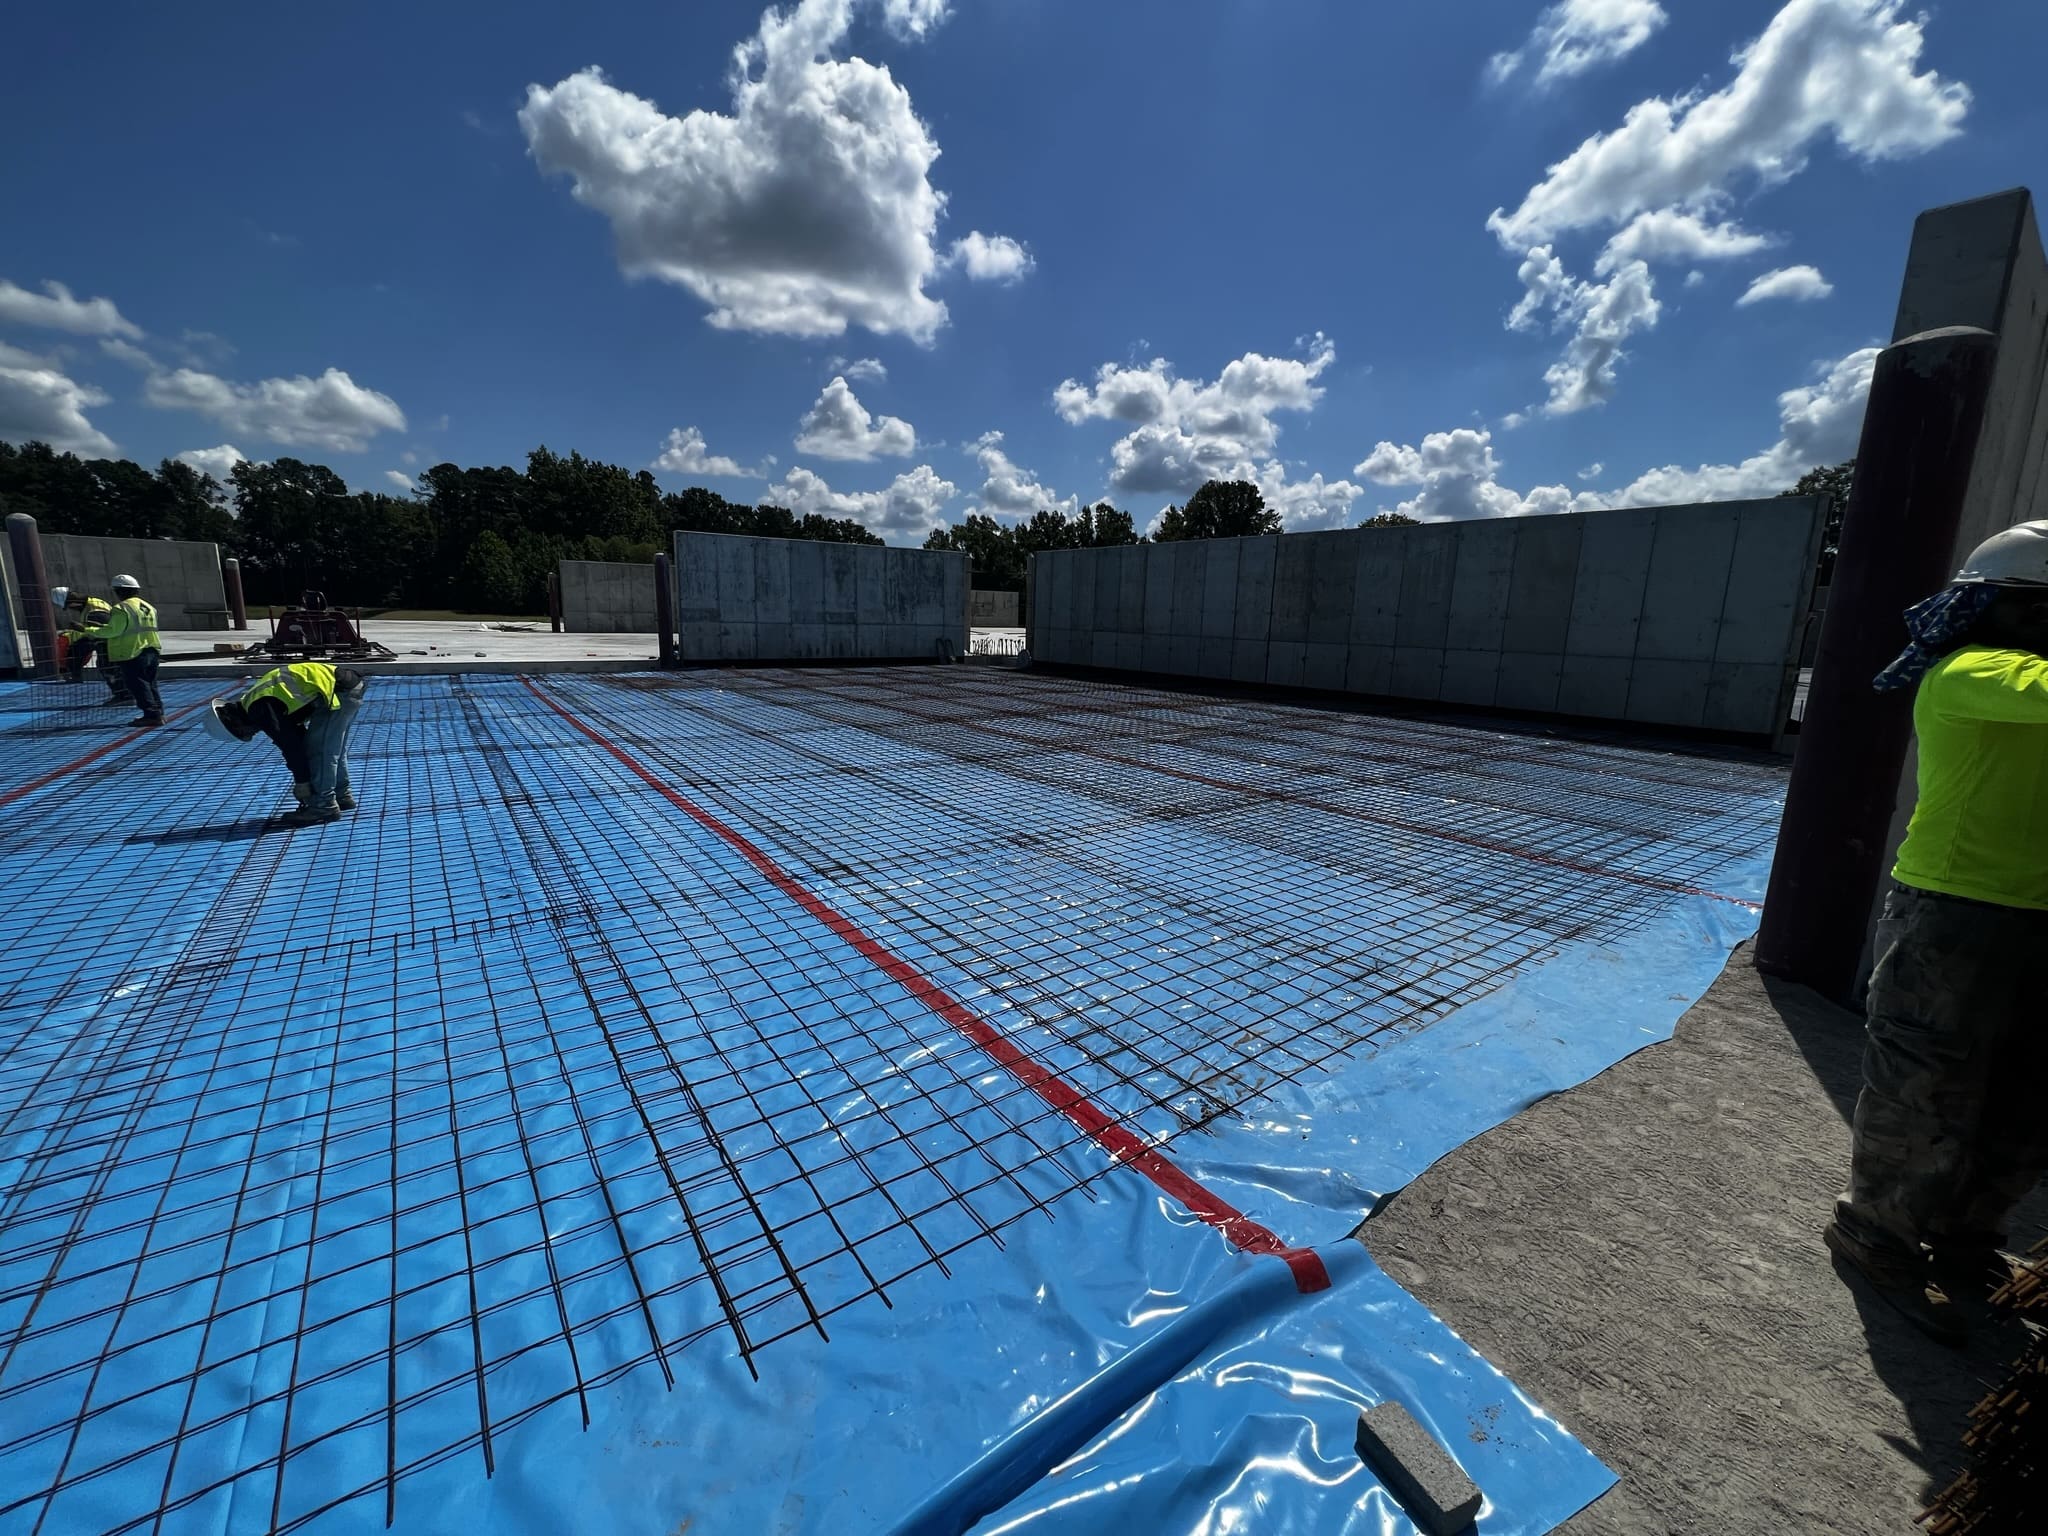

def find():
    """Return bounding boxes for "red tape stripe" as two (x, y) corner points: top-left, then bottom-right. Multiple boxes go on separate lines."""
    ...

(521, 677), (1330, 1294)
(0, 697), (209, 811)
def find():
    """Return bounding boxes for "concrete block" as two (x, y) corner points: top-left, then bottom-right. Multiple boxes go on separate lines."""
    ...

(1350, 534), (1403, 646)
(1142, 634), (1177, 674)
(1270, 534), (1314, 644)
(1234, 537), (1277, 642)
(1170, 544), (1205, 637)
(1704, 660), (1791, 734)
(1230, 637), (1267, 683)
(716, 620), (756, 659)
(1355, 1402), (1482, 1536)
(784, 542), (823, 623)
(1447, 522), (1514, 652)
(679, 620), (719, 659)
(1496, 652), (1562, 714)
(1565, 508), (1657, 657)
(1555, 654), (1633, 718)
(1395, 525), (1457, 647)
(1303, 641), (1348, 691)
(752, 540), (793, 624)
(1637, 505), (1736, 661)
(1046, 550), (1075, 631)
(715, 536), (755, 621)
(1199, 635), (1234, 678)
(1200, 540), (1239, 638)
(1391, 645), (1444, 700)
(1439, 649), (1500, 707)
(1346, 642), (1394, 695)
(1507, 518), (1581, 655)
(1625, 657), (1713, 728)
(855, 543), (887, 622)
(754, 622), (791, 658)
(1071, 556), (1099, 644)
(789, 623), (827, 659)
(676, 537), (720, 620)
(1266, 641), (1306, 689)
(1716, 499), (1824, 665)
(1114, 633), (1144, 672)
(1304, 532), (1357, 644)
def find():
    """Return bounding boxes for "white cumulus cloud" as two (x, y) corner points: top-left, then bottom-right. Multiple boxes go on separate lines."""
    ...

(1508, 249), (1663, 415)
(944, 232), (1033, 282)
(967, 430), (1074, 518)
(1736, 264), (1835, 305)
(653, 425), (762, 478)
(519, 0), (1024, 343)
(1601, 344), (1876, 504)
(796, 376), (916, 460)
(828, 355), (887, 382)
(173, 444), (250, 482)
(1055, 334), (1338, 497)
(764, 461), (957, 541)
(1593, 209), (1774, 272)
(383, 469), (416, 492)
(0, 348), (116, 456)
(0, 278), (143, 339)
(143, 366), (407, 453)
(1489, 0), (1968, 250)
(1357, 429), (1591, 522)
(1489, 0), (1668, 88)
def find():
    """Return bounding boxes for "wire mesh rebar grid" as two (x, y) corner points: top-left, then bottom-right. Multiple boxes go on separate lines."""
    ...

(0, 667), (1786, 1536)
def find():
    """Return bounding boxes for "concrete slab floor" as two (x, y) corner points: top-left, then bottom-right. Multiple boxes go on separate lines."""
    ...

(1359, 950), (2048, 1536)
(152, 618), (658, 675)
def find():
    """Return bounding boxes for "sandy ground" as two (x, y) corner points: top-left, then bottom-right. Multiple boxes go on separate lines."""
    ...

(1360, 951), (2048, 1535)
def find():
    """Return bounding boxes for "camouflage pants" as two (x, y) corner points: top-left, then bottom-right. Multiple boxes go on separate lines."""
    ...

(1835, 884), (2048, 1262)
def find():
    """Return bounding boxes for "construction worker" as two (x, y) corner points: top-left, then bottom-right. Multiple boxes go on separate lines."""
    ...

(204, 662), (367, 825)
(84, 574), (163, 727)
(51, 586), (130, 702)
(1826, 520), (2048, 1346)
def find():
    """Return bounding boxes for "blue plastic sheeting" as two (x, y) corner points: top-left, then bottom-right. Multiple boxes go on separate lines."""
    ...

(0, 669), (1786, 1536)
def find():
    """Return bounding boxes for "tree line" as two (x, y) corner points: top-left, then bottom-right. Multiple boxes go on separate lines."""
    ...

(0, 440), (881, 612)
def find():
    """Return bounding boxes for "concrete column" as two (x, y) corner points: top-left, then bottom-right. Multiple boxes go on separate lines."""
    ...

(1755, 326), (1999, 1001)
(222, 556), (249, 629)
(654, 553), (676, 668)
(547, 570), (563, 633)
(6, 513), (61, 677)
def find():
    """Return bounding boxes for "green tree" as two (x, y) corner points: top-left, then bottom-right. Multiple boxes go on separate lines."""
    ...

(230, 457), (355, 601)
(926, 513), (1023, 588)
(1782, 460), (1853, 584)
(461, 529), (523, 610)
(1154, 479), (1281, 541)
(1359, 510), (1420, 528)
(1077, 502), (1138, 546)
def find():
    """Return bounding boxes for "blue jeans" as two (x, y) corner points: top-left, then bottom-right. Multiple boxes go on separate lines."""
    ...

(120, 649), (162, 721)
(304, 686), (364, 810)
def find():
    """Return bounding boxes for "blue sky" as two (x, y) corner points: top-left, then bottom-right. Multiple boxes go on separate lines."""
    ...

(2, 0), (2042, 539)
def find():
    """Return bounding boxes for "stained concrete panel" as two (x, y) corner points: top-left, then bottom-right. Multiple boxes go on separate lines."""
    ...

(1093, 549), (1122, 634)
(1439, 650), (1501, 708)
(1624, 658), (1713, 729)
(1143, 546), (1175, 639)
(1117, 546), (1146, 634)
(672, 532), (965, 661)
(1234, 538), (1275, 643)
(1395, 527), (1456, 647)
(1496, 653), (1562, 714)
(1346, 643), (1395, 696)
(1350, 536), (1403, 646)
(1716, 499), (1826, 665)
(1556, 655), (1634, 719)
(1303, 532), (1357, 645)
(1270, 536), (1314, 644)
(1504, 518), (1582, 654)
(1201, 541), (1240, 638)
(1303, 642), (1348, 692)
(1566, 510), (1657, 658)
(1170, 544), (1205, 638)
(1200, 636), (1234, 677)
(1704, 662), (1788, 734)
(1637, 509), (1736, 661)
(1392, 646), (1444, 700)
(560, 559), (658, 633)
(1447, 523), (1515, 653)
(1070, 556), (1099, 647)
(1230, 638), (1267, 684)
(37, 534), (225, 628)
(1266, 642), (1306, 689)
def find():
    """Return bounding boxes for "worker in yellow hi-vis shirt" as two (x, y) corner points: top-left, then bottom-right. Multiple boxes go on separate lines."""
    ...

(84, 573), (163, 727)
(1827, 520), (2048, 1347)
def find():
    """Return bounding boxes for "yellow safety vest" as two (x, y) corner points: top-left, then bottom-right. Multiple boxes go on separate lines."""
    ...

(65, 597), (112, 640)
(238, 662), (340, 717)
(89, 597), (161, 662)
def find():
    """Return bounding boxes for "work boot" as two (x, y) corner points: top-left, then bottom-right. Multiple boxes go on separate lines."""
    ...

(1929, 1246), (2027, 1304)
(282, 804), (342, 827)
(292, 783), (311, 805)
(1825, 1219), (1968, 1347)
(336, 790), (357, 811)
(127, 716), (163, 729)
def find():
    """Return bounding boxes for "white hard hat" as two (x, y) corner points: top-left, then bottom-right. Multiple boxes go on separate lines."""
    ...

(49, 586), (70, 609)
(1955, 521), (2048, 587)
(111, 573), (141, 592)
(203, 700), (244, 744)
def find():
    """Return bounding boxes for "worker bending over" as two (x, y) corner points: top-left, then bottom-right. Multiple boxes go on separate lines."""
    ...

(83, 574), (162, 726)
(205, 662), (369, 825)
(1827, 520), (2048, 1345)
(51, 586), (129, 702)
